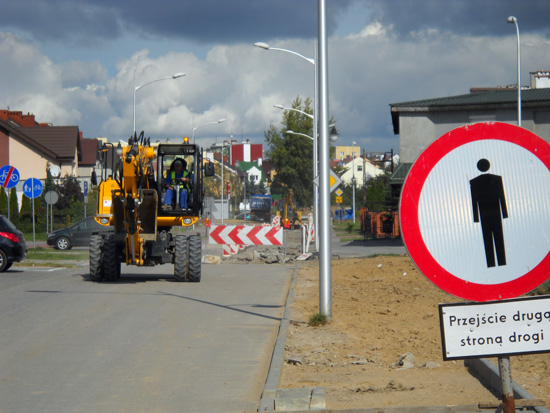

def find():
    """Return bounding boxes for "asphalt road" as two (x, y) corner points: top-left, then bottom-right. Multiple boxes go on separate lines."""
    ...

(0, 262), (293, 412)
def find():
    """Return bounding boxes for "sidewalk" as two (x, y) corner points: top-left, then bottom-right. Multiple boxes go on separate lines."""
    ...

(330, 231), (407, 258)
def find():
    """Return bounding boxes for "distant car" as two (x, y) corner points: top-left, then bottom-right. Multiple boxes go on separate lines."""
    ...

(0, 215), (27, 272)
(234, 211), (251, 220)
(47, 216), (111, 250)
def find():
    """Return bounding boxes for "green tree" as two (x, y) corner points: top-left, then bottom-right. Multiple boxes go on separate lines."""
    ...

(0, 187), (7, 215)
(363, 173), (393, 211)
(257, 179), (267, 195)
(9, 188), (19, 225)
(47, 174), (84, 225)
(246, 176), (257, 196)
(19, 192), (32, 232)
(265, 96), (314, 207)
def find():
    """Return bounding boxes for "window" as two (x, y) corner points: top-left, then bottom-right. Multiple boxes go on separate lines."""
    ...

(357, 165), (362, 172)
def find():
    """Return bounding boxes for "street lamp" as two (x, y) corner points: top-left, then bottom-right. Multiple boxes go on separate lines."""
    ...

(286, 130), (313, 140)
(133, 72), (185, 133)
(255, 41), (320, 252)
(507, 16), (521, 127)
(220, 141), (230, 224)
(253, 42), (315, 64)
(287, 129), (338, 142)
(192, 118), (226, 143)
(352, 141), (356, 224)
(274, 104), (314, 120)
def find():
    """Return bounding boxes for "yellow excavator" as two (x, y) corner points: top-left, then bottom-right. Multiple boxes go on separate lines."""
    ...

(90, 132), (214, 282)
(278, 189), (302, 229)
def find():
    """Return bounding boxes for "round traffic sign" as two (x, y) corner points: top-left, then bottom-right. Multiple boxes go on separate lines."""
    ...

(23, 178), (43, 199)
(0, 165), (20, 189)
(44, 190), (59, 205)
(400, 122), (550, 302)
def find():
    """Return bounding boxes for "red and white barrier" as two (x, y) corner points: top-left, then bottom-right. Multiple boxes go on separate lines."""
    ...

(222, 244), (239, 256)
(209, 224), (283, 246)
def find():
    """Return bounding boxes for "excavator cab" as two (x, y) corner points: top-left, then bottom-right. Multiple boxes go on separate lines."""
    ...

(156, 142), (214, 218)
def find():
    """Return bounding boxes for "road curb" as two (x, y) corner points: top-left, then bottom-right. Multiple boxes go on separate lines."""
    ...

(259, 263), (321, 411)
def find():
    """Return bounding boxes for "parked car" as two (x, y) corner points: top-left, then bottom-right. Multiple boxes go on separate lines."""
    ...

(0, 215), (27, 272)
(234, 211), (251, 220)
(47, 216), (111, 250)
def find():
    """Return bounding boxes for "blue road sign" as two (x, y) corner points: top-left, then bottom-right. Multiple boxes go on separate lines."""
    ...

(23, 178), (43, 198)
(0, 165), (20, 189)
(84, 180), (89, 196)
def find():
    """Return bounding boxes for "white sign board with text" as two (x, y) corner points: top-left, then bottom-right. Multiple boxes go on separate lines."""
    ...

(439, 295), (550, 360)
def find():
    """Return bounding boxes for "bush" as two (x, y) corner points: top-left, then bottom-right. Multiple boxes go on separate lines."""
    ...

(309, 312), (329, 327)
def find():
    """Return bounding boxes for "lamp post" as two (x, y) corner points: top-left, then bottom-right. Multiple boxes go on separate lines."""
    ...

(133, 72), (185, 133)
(192, 118), (226, 143)
(274, 104), (313, 120)
(286, 130), (313, 141)
(287, 129), (338, 142)
(507, 16), (521, 127)
(220, 141), (230, 224)
(317, 0), (332, 317)
(255, 42), (319, 251)
(352, 141), (356, 224)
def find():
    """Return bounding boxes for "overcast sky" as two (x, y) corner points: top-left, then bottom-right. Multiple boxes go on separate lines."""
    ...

(1, 0), (549, 153)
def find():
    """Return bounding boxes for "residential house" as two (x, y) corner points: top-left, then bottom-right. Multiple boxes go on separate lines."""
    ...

(334, 145), (360, 162)
(0, 109), (85, 206)
(339, 157), (385, 187)
(236, 160), (266, 192)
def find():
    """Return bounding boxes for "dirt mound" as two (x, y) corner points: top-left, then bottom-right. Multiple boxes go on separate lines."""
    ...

(279, 256), (550, 410)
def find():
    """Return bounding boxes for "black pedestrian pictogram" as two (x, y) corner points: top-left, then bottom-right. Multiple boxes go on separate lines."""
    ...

(470, 159), (508, 268)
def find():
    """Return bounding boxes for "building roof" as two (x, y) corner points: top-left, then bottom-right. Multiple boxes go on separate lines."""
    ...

(235, 160), (265, 181)
(20, 126), (82, 161)
(80, 138), (99, 166)
(0, 119), (60, 159)
(390, 88), (550, 134)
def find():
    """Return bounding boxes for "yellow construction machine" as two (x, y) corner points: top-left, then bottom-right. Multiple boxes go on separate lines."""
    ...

(90, 132), (214, 282)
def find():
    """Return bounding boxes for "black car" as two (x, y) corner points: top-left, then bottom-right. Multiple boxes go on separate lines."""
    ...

(47, 216), (111, 250)
(0, 215), (27, 272)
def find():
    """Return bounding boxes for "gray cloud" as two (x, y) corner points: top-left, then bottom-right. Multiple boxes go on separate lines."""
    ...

(0, 0), (354, 46)
(365, 0), (550, 37)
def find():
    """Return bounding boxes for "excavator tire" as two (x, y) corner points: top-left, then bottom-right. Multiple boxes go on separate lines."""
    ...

(174, 235), (188, 282)
(89, 234), (104, 282)
(187, 234), (202, 282)
(102, 235), (121, 282)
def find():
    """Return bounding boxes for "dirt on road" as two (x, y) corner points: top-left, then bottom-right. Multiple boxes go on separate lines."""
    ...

(278, 255), (550, 410)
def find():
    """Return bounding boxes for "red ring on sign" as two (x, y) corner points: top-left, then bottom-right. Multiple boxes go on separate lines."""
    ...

(400, 122), (550, 301)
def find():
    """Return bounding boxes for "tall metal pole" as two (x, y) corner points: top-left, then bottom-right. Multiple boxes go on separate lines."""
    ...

(313, 39), (319, 251)
(317, 0), (331, 317)
(508, 16), (521, 127)
(352, 141), (356, 224)
(221, 155), (224, 224)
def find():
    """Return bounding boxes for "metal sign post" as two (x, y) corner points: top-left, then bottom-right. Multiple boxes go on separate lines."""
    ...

(23, 178), (43, 248)
(401, 122), (550, 412)
(44, 191), (59, 233)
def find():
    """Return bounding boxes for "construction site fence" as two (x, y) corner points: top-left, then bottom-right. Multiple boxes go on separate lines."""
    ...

(360, 207), (400, 239)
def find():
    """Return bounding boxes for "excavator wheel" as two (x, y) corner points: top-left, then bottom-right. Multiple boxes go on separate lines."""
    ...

(187, 234), (202, 282)
(89, 234), (104, 282)
(174, 235), (189, 282)
(102, 235), (121, 282)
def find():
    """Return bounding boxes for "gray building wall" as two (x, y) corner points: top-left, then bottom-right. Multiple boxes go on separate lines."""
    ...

(398, 106), (550, 163)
